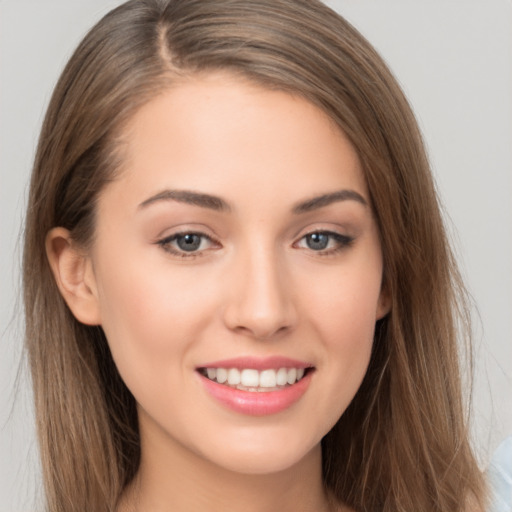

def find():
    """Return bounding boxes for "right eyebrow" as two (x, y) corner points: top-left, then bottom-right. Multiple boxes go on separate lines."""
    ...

(138, 189), (231, 212)
(292, 189), (368, 214)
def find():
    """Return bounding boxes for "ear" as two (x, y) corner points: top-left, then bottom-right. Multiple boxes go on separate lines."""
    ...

(46, 227), (101, 325)
(376, 283), (391, 321)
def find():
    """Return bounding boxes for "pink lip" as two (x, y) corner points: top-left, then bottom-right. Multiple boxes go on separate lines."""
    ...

(197, 356), (312, 371)
(197, 369), (313, 417)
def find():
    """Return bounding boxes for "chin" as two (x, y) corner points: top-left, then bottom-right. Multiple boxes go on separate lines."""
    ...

(195, 427), (322, 476)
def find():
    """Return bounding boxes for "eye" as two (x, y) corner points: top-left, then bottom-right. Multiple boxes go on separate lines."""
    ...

(295, 231), (353, 254)
(157, 231), (218, 257)
(174, 233), (203, 252)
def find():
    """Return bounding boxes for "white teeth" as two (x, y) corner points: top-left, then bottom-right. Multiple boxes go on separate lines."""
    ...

(203, 366), (308, 390)
(227, 368), (241, 385)
(276, 368), (288, 386)
(240, 369), (259, 387)
(216, 368), (228, 384)
(260, 369), (277, 388)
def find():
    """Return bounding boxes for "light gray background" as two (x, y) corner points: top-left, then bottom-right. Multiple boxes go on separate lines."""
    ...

(1, 1), (510, 510)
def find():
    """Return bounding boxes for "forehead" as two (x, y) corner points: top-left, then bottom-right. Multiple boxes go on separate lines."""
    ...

(106, 73), (368, 210)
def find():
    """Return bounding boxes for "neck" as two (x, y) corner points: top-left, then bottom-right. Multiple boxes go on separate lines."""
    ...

(119, 420), (336, 512)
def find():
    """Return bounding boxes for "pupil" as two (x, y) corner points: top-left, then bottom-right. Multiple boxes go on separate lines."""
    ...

(307, 233), (329, 250)
(177, 234), (201, 251)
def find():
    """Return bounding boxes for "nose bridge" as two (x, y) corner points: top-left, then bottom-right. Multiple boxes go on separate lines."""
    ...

(223, 238), (296, 339)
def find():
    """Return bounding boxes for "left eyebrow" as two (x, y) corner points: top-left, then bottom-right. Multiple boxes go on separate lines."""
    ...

(292, 189), (368, 214)
(138, 189), (231, 212)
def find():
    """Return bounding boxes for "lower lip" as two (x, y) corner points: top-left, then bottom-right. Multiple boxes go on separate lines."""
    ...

(199, 371), (312, 416)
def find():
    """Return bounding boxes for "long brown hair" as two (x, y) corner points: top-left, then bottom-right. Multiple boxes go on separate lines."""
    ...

(23, 0), (486, 510)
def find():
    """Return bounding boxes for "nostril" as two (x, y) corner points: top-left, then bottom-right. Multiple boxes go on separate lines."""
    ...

(233, 323), (291, 341)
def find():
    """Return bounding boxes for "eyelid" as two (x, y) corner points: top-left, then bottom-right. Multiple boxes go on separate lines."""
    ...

(154, 224), (354, 258)
(156, 230), (221, 258)
(293, 229), (355, 255)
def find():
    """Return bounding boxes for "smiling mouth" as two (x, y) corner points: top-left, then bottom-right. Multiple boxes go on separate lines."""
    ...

(197, 367), (311, 392)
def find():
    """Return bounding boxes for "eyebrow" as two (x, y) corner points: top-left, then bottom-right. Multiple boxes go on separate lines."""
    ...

(292, 189), (368, 213)
(138, 189), (231, 212)
(138, 188), (367, 214)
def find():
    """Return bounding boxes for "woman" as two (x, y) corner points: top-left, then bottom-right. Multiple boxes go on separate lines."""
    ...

(23, 0), (488, 510)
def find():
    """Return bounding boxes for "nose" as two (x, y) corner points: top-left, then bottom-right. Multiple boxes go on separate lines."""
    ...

(222, 246), (297, 340)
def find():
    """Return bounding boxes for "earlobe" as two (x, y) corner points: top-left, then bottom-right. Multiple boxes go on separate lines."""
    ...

(376, 286), (391, 320)
(45, 227), (101, 325)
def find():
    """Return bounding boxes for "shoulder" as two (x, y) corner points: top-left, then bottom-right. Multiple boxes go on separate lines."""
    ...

(485, 437), (512, 512)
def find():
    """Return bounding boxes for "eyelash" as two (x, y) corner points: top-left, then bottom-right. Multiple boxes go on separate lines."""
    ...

(157, 231), (219, 258)
(156, 230), (354, 258)
(294, 231), (354, 256)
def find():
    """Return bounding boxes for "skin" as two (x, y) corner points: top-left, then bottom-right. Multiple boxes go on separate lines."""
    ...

(47, 73), (390, 512)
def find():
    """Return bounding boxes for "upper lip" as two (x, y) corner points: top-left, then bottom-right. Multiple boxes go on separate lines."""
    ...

(196, 356), (313, 371)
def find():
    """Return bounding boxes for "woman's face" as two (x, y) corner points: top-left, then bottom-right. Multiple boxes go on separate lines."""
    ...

(86, 73), (389, 475)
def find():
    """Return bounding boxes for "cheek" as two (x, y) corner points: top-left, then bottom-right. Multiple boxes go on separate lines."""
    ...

(93, 252), (219, 380)
(303, 262), (383, 346)
(318, 282), (377, 382)
(93, 260), (223, 430)
(299, 263), (382, 413)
